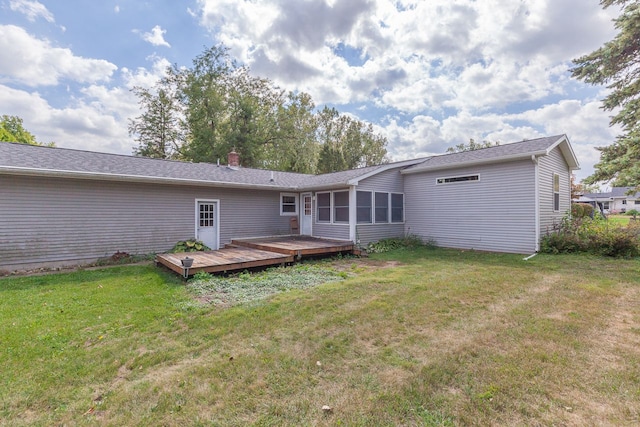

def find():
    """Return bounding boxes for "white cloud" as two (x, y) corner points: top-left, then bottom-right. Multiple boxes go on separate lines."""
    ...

(9, 0), (54, 23)
(0, 83), (133, 153)
(140, 25), (171, 48)
(121, 55), (172, 89)
(192, 0), (617, 118)
(0, 25), (117, 87)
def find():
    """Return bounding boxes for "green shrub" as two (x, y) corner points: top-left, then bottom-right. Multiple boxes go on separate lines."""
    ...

(540, 215), (640, 257)
(627, 209), (639, 219)
(571, 203), (594, 219)
(170, 239), (211, 253)
(366, 235), (431, 254)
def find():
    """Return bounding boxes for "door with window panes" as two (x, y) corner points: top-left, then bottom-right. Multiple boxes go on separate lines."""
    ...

(196, 201), (218, 250)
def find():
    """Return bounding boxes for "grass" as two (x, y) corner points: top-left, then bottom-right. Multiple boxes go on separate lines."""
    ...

(607, 214), (631, 226)
(1, 249), (639, 425)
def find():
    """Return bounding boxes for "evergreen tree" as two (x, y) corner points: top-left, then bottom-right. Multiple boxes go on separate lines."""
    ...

(571, 0), (640, 187)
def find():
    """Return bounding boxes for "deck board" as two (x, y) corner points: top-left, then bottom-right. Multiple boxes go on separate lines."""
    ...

(231, 236), (353, 257)
(157, 236), (354, 277)
(156, 246), (293, 276)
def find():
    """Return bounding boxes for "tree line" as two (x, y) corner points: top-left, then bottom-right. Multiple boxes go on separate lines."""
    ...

(128, 45), (388, 173)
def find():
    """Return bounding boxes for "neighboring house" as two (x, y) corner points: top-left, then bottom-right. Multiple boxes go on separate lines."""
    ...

(578, 187), (640, 214)
(0, 134), (578, 271)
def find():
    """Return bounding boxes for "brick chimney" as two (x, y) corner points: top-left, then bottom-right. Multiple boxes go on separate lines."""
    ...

(227, 149), (239, 167)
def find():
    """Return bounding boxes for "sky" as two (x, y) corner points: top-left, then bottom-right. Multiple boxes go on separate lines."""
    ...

(0, 0), (623, 181)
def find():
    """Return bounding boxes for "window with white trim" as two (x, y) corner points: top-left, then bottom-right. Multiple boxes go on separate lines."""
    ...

(391, 193), (404, 223)
(280, 193), (298, 216)
(436, 174), (479, 184)
(553, 173), (560, 212)
(333, 191), (350, 223)
(635, 200), (640, 205)
(317, 192), (331, 222)
(374, 192), (388, 223)
(622, 200), (627, 205)
(356, 191), (372, 224)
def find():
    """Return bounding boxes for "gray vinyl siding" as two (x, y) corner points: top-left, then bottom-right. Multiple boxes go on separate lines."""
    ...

(404, 160), (537, 253)
(312, 222), (350, 240)
(311, 189), (351, 241)
(538, 147), (571, 235)
(0, 175), (290, 270)
(355, 168), (406, 245)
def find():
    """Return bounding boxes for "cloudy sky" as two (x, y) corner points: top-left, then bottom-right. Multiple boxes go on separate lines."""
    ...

(0, 0), (622, 180)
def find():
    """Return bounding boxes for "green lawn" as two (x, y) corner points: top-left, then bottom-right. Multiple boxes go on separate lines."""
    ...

(1, 249), (639, 426)
(607, 214), (631, 226)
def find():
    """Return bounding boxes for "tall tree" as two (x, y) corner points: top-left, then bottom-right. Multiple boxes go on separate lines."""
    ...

(177, 45), (237, 164)
(128, 81), (182, 159)
(265, 92), (319, 173)
(315, 107), (388, 173)
(571, 0), (640, 187)
(0, 115), (54, 146)
(130, 44), (388, 173)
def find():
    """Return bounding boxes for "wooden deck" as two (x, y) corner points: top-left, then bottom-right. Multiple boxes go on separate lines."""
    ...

(156, 246), (294, 276)
(156, 236), (354, 277)
(231, 235), (354, 259)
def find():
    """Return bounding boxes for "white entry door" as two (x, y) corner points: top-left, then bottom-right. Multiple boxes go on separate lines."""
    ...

(300, 193), (312, 236)
(196, 200), (219, 250)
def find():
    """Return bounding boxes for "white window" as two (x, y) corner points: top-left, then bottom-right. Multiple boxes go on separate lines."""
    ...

(391, 193), (404, 223)
(375, 192), (388, 223)
(317, 192), (331, 222)
(436, 174), (479, 184)
(553, 173), (560, 212)
(356, 191), (372, 224)
(622, 200), (627, 205)
(333, 191), (350, 223)
(280, 193), (298, 216)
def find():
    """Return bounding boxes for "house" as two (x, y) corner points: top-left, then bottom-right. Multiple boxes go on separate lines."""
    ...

(0, 135), (578, 271)
(578, 187), (640, 214)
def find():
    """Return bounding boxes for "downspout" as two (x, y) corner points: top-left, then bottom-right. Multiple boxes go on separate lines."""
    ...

(349, 185), (357, 242)
(532, 155), (540, 252)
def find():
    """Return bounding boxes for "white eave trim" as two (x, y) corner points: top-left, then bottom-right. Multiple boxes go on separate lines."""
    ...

(0, 166), (297, 191)
(400, 151), (549, 175)
(546, 135), (580, 170)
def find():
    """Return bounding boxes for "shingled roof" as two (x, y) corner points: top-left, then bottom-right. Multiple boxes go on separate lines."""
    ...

(0, 142), (424, 190)
(402, 134), (579, 174)
(0, 134), (579, 189)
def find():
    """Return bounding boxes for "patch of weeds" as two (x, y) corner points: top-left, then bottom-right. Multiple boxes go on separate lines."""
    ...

(367, 235), (435, 254)
(417, 406), (455, 426)
(186, 263), (349, 306)
(94, 252), (155, 266)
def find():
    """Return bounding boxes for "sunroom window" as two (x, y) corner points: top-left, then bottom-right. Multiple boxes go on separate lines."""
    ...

(356, 191), (372, 223)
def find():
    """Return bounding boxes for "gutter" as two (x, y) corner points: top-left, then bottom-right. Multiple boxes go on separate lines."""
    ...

(400, 150), (548, 175)
(0, 166), (298, 191)
(532, 155), (540, 252)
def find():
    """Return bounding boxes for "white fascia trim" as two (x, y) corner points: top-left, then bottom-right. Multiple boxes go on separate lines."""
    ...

(546, 135), (580, 170)
(400, 151), (548, 175)
(0, 166), (296, 191)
